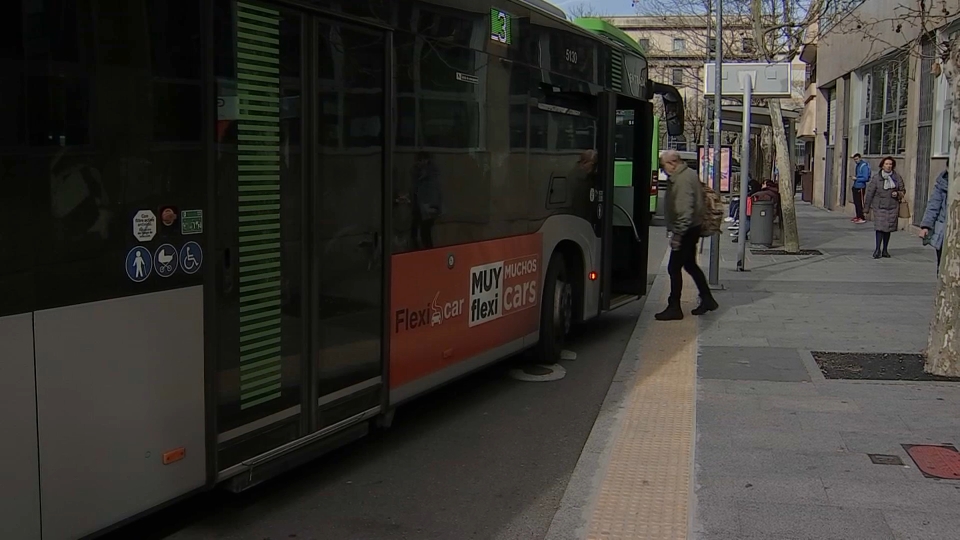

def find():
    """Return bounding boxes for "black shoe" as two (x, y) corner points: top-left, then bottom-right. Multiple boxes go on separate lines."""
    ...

(873, 249), (881, 259)
(691, 296), (719, 316)
(655, 304), (684, 321)
(882, 251), (891, 258)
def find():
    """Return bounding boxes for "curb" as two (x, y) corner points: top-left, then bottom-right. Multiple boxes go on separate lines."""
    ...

(543, 247), (673, 540)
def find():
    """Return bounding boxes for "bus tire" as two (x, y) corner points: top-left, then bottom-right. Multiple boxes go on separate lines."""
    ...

(537, 251), (573, 364)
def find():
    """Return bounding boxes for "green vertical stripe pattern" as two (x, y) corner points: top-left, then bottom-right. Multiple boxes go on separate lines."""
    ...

(237, 1), (283, 410)
(610, 50), (624, 93)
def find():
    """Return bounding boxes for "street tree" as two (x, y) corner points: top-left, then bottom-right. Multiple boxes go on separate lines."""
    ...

(840, 1), (960, 376)
(638, 0), (821, 252)
(566, 2), (607, 19)
(744, 0), (835, 253)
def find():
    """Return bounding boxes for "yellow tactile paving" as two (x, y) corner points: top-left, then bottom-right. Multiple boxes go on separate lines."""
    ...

(585, 273), (699, 540)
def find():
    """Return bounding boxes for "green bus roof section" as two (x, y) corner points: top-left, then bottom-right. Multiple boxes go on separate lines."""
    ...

(573, 17), (645, 56)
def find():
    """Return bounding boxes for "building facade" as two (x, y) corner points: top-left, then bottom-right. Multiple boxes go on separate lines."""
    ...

(608, 15), (806, 157)
(807, 0), (958, 228)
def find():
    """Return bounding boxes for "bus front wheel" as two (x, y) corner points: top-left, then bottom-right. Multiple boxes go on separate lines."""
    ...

(537, 251), (573, 363)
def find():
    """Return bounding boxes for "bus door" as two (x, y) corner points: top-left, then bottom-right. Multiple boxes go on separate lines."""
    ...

(212, 1), (387, 478)
(598, 92), (652, 310)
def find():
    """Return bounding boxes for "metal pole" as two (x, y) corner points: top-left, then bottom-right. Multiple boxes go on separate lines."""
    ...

(737, 75), (752, 271)
(708, 0), (723, 285)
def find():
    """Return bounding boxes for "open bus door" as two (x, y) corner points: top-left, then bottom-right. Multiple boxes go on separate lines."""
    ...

(598, 92), (654, 310)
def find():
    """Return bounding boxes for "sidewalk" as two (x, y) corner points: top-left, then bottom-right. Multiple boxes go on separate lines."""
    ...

(546, 201), (960, 540)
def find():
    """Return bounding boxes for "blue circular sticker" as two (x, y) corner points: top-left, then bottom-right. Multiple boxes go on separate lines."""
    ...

(125, 246), (153, 283)
(180, 241), (203, 275)
(154, 244), (179, 278)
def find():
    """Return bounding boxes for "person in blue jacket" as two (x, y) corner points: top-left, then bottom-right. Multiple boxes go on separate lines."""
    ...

(851, 153), (871, 223)
(920, 162), (949, 274)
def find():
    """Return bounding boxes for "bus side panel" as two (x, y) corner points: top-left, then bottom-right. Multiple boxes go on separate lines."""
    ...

(0, 314), (42, 540)
(389, 234), (543, 399)
(538, 214), (602, 320)
(34, 288), (206, 540)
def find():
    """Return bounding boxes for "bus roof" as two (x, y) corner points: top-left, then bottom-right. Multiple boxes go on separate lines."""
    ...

(573, 17), (645, 56)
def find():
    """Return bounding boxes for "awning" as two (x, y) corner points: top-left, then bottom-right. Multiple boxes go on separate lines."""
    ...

(798, 84), (817, 139)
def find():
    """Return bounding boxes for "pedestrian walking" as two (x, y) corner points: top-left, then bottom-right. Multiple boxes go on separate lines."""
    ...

(920, 161), (949, 273)
(864, 156), (905, 259)
(851, 153), (871, 223)
(655, 150), (718, 321)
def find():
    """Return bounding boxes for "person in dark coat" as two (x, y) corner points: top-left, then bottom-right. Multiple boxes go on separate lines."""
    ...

(864, 156), (905, 259)
(920, 161), (949, 273)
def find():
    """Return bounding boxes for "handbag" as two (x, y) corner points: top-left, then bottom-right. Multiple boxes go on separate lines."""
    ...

(898, 193), (911, 219)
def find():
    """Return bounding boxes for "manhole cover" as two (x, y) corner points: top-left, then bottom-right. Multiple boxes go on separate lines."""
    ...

(868, 454), (904, 466)
(750, 249), (823, 256)
(508, 363), (566, 382)
(903, 444), (960, 479)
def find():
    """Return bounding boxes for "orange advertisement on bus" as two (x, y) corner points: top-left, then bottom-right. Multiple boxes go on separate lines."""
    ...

(390, 233), (543, 388)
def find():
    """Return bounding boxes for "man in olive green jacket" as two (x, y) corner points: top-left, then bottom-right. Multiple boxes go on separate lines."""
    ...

(656, 150), (718, 321)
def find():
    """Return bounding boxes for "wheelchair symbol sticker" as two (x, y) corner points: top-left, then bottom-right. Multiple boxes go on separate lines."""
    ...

(179, 242), (203, 275)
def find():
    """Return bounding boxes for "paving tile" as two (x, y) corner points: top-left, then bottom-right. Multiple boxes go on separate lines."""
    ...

(698, 346), (810, 382)
(697, 404), (803, 432)
(821, 477), (960, 512)
(755, 394), (860, 413)
(797, 411), (912, 433)
(691, 495), (740, 538)
(721, 380), (822, 396)
(697, 426), (847, 454)
(882, 509), (960, 540)
(696, 474), (828, 505)
(737, 501), (896, 540)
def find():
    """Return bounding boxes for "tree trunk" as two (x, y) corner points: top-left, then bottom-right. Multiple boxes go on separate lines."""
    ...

(768, 99), (801, 253)
(925, 39), (960, 377)
(748, 0), (800, 252)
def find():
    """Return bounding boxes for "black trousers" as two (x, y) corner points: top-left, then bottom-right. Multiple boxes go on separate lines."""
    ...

(852, 187), (866, 219)
(411, 206), (435, 249)
(937, 248), (942, 274)
(668, 226), (711, 305)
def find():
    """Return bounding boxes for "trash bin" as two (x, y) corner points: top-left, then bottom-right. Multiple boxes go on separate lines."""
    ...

(750, 199), (775, 247)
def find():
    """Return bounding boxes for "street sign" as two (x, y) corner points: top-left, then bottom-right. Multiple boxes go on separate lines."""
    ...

(703, 62), (794, 98)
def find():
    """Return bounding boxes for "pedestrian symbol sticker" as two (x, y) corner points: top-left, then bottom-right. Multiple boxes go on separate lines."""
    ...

(126, 247), (153, 282)
(154, 244), (179, 278)
(133, 210), (157, 242)
(180, 242), (203, 275)
(181, 209), (203, 235)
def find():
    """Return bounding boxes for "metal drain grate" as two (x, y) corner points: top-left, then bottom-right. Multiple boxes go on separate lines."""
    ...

(868, 454), (904, 466)
(750, 249), (824, 256)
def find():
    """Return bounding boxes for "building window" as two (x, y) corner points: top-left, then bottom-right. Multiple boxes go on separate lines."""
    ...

(936, 75), (952, 156)
(859, 54), (908, 155)
(707, 37), (716, 54)
(935, 27), (959, 156)
(741, 37), (755, 54)
(673, 38), (685, 52)
(638, 38), (650, 51)
(672, 68), (683, 85)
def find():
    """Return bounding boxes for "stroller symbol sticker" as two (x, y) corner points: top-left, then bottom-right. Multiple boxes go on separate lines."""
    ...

(154, 244), (179, 278)
(180, 242), (203, 275)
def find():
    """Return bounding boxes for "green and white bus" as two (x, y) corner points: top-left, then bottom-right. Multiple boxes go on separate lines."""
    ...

(574, 17), (661, 217)
(0, 2), (684, 539)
